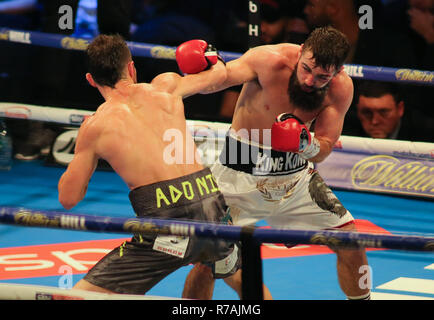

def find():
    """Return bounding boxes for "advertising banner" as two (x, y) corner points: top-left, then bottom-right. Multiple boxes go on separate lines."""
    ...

(315, 136), (434, 199)
(48, 118), (434, 199)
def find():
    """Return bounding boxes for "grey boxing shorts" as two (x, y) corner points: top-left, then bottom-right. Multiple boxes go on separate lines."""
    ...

(83, 167), (241, 295)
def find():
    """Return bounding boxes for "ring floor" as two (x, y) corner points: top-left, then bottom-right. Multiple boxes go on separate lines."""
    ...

(0, 160), (433, 300)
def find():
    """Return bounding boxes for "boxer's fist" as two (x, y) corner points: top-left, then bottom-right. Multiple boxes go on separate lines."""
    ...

(176, 40), (223, 74)
(271, 113), (311, 153)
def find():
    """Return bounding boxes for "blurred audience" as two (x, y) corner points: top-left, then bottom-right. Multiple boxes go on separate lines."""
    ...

(35, 0), (133, 104)
(4, 0), (134, 160)
(342, 81), (433, 142)
(302, 0), (433, 140)
(0, 0), (432, 160)
(259, 0), (309, 45)
(303, 0), (417, 67)
(259, 0), (290, 44)
(0, 0), (39, 28)
(408, 0), (434, 64)
(0, 0), (48, 160)
(218, 0), (310, 121)
(0, 0), (40, 99)
(367, 0), (434, 120)
(131, 0), (221, 46)
(285, 0), (310, 45)
(382, 0), (433, 66)
(130, 0), (233, 121)
(406, 0), (434, 119)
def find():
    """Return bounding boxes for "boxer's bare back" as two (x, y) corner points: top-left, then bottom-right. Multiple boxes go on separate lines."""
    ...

(58, 60), (227, 210)
(79, 79), (203, 191)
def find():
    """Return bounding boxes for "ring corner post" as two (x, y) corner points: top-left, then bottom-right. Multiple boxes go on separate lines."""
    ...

(240, 226), (264, 300)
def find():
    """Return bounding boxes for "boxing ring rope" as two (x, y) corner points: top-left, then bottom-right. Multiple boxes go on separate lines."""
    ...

(1, 28), (434, 300)
(0, 283), (183, 300)
(0, 207), (433, 252)
(0, 206), (433, 300)
(1, 27), (434, 86)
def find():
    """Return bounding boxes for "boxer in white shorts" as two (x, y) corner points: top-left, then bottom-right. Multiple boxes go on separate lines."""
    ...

(212, 129), (354, 231)
(181, 26), (371, 300)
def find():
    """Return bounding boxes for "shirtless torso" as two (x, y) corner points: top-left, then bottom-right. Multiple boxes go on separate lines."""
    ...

(80, 81), (203, 190)
(225, 43), (353, 162)
(58, 59), (227, 209)
(61, 34), (242, 296)
(183, 27), (371, 302)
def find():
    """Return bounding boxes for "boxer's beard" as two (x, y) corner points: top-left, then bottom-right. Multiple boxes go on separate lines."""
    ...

(288, 66), (329, 112)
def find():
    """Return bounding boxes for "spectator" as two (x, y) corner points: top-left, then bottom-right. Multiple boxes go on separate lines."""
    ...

(0, 0), (40, 101)
(12, 0), (133, 160)
(130, 0), (226, 122)
(342, 81), (433, 142)
(0, 1), (48, 161)
(0, 0), (39, 28)
(303, 0), (424, 138)
(407, 0), (434, 67)
(381, 0), (433, 68)
(285, 0), (310, 45)
(259, 0), (291, 44)
(33, 0), (133, 105)
(258, 0), (309, 45)
(35, 0), (133, 103)
(131, 0), (216, 46)
(303, 0), (417, 68)
(407, 0), (434, 118)
(219, 0), (311, 121)
(382, 0), (434, 118)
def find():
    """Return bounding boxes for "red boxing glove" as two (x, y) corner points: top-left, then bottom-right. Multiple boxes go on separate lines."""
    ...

(271, 113), (320, 159)
(176, 40), (223, 74)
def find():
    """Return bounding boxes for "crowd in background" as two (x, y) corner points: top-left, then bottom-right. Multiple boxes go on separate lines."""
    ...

(0, 0), (433, 159)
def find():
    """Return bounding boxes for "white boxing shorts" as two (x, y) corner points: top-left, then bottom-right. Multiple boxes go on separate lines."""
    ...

(211, 132), (354, 230)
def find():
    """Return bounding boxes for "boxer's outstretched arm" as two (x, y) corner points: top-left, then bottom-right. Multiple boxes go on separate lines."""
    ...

(159, 45), (270, 98)
(215, 43), (299, 91)
(58, 123), (98, 209)
(161, 43), (296, 97)
(150, 60), (227, 98)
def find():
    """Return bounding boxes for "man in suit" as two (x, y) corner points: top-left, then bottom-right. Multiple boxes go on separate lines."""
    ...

(345, 81), (433, 142)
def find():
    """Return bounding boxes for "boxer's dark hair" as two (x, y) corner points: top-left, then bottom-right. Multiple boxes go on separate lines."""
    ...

(86, 34), (132, 88)
(302, 26), (350, 72)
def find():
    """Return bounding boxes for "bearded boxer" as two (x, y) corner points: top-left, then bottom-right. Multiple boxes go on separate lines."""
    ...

(182, 26), (371, 300)
(58, 35), (241, 295)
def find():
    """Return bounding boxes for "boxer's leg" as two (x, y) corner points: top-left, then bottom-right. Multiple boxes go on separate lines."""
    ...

(223, 269), (273, 300)
(332, 222), (371, 300)
(272, 168), (371, 300)
(182, 264), (215, 299)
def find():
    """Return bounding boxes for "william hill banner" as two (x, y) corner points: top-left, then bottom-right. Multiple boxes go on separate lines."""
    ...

(315, 136), (434, 199)
(188, 122), (434, 199)
(49, 118), (434, 199)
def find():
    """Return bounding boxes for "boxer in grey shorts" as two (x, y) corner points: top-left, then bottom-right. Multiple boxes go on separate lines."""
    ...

(83, 168), (240, 295)
(58, 34), (239, 296)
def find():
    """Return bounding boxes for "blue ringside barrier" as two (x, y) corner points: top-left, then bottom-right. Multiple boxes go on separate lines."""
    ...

(1, 28), (433, 86)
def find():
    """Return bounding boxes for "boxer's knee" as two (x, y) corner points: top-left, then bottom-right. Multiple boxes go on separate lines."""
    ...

(328, 221), (357, 253)
(194, 263), (213, 276)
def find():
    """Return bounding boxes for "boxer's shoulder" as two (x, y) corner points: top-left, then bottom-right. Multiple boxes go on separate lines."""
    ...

(328, 71), (354, 107)
(150, 72), (180, 93)
(86, 102), (128, 135)
(250, 43), (299, 64)
(244, 44), (298, 79)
